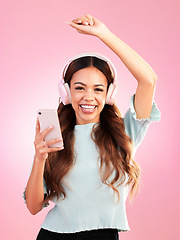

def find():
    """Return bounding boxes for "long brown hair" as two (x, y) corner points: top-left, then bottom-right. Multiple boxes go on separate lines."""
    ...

(44, 56), (140, 203)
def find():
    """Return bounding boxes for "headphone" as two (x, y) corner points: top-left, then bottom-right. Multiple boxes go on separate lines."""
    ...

(58, 52), (117, 105)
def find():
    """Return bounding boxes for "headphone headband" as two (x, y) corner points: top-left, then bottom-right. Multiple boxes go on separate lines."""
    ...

(62, 52), (117, 83)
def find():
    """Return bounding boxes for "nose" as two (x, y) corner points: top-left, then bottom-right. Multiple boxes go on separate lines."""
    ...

(83, 89), (94, 101)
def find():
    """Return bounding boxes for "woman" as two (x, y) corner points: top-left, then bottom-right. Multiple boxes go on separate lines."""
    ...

(24, 14), (161, 240)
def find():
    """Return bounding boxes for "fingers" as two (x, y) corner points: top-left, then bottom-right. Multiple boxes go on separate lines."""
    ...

(34, 119), (64, 152)
(40, 125), (54, 140)
(45, 145), (64, 153)
(34, 120), (64, 163)
(35, 118), (40, 135)
(43, 137), (64, 150)
(35, 118), (53, 139)
(69, 14), (94, 26)
(85, 14), (94, 25)
(66, 20), (93, 36)
(35, 138), (64, 156)
(66, 14), (101, 37)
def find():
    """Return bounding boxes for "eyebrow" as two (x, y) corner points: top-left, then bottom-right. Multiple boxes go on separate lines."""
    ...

(74, 82), (105, 87)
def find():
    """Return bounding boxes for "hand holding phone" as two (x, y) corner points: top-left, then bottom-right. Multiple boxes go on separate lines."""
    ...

(37, 109), (63, 148)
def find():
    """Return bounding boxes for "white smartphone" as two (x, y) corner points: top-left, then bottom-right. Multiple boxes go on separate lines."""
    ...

(37, 109), (63, 148)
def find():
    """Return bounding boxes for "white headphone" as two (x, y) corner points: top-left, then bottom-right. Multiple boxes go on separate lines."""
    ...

(58, 52), (117, 105)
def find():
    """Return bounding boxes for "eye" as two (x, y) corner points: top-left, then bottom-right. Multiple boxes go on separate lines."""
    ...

(75, 86), (84, 90)
(94, 88), (104, 92)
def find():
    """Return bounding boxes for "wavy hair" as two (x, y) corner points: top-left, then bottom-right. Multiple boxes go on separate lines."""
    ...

(44, 56), (140, 203)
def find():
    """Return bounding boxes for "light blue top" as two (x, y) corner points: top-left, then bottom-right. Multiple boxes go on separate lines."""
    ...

(24, 94), (161, 233)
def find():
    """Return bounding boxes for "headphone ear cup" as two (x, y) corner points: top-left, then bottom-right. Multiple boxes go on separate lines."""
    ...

(106, 83), (116, 105)
(58, 81), (71, 105)
(64, 83), (71, 104)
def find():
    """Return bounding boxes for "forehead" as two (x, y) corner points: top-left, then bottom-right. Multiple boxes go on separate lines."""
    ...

(70, 66), (108, 86)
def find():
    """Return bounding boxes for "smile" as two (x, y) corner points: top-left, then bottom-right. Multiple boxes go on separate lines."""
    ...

(80, 105), (97, 113)
(80, 105), (96, 109)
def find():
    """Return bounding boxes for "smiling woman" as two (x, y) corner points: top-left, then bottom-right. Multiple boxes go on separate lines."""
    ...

(23, 14), (161, 240)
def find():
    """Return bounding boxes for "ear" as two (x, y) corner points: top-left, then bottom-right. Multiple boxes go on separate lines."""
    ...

(106, 83), (117, 105)
(58, 81), (71, 105)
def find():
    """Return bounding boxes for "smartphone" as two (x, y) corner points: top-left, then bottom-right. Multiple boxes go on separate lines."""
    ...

(37, 109), (63, 148)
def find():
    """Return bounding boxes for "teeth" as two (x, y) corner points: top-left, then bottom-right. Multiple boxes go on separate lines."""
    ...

(80, 105), (96, 109)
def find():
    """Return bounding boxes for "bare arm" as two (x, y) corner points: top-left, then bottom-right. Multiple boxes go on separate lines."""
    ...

(25, 118), (63, 215)
(67, 14), (157, 119)
(25, 155), (46, 215)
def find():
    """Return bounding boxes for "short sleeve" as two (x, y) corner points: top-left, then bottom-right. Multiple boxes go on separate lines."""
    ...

(23, 177), (49, 208)
(123, 94), (161, 152)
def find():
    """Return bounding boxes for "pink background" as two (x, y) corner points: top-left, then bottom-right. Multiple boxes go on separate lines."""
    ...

(1, 0), (179, 239)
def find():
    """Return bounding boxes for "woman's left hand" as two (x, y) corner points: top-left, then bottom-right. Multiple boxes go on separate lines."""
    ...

(66, 14), (110, 38)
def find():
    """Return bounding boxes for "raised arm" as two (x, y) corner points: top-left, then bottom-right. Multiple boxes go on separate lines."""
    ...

(67, 14), (157, 119)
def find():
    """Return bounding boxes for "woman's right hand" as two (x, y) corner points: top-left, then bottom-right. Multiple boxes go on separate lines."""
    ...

(66, 14), (110, 39)
(34, 118), (64, 162)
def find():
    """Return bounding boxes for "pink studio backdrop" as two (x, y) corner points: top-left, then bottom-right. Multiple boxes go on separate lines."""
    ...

(1, 0), (179, 239)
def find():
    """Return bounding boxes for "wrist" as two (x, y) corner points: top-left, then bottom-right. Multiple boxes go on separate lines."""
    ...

(97, 27), (112, 41)
(34, 153), (47, 166)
